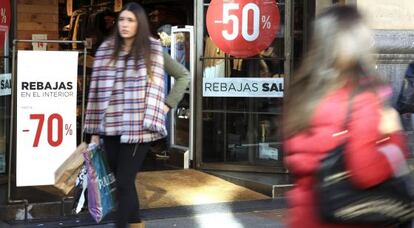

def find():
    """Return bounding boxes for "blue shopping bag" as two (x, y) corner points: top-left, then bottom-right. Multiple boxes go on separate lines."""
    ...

(83, 143), (116, 223)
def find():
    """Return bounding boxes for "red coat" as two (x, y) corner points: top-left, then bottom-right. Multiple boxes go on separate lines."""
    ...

(284, 86), (408, 228)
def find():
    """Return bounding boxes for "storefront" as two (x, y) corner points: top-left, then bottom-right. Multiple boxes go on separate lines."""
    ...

(3, 0), (414, 224)
(1, 0), (315, 186)
(7, 0), (409, 181)
(2, 0), (379, 223)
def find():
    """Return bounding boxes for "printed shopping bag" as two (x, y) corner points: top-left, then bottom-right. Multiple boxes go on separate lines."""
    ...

(83, 143), (116, 223)
(72, 164), (88, 214)
(54, 142), (87, 195)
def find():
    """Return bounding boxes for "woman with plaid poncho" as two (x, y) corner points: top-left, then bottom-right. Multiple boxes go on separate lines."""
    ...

(84, 3), (170, 228)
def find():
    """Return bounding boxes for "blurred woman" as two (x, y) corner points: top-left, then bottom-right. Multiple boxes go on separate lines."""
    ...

(283, 5), (408, 228)
(84, 2), (188, 228)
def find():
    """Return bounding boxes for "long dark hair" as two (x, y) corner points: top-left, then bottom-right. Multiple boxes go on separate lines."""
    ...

(284, 5), (381, 137)
(111, 2), (153, 79)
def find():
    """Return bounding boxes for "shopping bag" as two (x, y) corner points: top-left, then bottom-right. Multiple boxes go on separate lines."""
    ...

(54, 142), (87, 195)
(72, 164), (88, 214)
(83, 143), (116, 223)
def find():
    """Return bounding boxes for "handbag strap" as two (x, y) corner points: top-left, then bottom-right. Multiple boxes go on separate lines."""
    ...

(339, 88), (359, 132)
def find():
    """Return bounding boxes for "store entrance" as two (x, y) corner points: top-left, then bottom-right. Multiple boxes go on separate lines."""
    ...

(57, 0), (195, 171)
(141, 1), (195, 171)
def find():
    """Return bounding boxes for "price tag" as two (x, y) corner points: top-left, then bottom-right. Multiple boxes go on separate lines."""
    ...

(206, 0), (280, 58)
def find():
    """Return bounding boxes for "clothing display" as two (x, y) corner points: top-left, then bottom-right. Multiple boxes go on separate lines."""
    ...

(63, 3), (115, 51)
(157, 24), (172, 47)
(174, 33), (186, 66)
(203, 36), (230, 78)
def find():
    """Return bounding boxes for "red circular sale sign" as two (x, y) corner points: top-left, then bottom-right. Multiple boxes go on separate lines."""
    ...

(206, 0), (280, 58)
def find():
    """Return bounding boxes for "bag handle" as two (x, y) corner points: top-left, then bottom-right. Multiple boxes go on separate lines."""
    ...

(339, 88), (358, 132)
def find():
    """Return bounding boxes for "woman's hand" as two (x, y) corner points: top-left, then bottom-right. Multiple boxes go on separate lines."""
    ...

(378, 107), (402, 135)
(91, 135), (100, 145)
(163, 105), (170, 114)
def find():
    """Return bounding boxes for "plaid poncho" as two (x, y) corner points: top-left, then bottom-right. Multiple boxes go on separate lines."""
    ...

(84, 38), (167, 143)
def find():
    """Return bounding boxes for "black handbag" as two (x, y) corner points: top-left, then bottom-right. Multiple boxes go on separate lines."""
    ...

(316, 92), (414, 225)
(397, 63), (414, 114)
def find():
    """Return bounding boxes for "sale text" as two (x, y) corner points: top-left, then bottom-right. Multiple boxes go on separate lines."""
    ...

(204, 82), (283, 93)
(20, 81), (74, 98)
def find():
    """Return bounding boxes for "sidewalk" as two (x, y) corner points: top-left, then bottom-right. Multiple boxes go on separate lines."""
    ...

(1, 169), (290, 227)
(78, 210), (285, 228)
(6, 199), (286, 228)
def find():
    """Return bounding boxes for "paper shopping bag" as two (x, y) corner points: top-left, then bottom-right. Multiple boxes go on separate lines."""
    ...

(54, 142), (87, 195)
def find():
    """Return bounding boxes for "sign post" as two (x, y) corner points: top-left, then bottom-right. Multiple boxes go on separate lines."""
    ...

(206, 0), (280, 57)
(16, 51), (78, 187)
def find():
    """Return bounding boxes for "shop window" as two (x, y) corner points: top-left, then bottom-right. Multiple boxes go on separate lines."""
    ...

(201, 0), (292, 166)
(0, 25), (10, 173)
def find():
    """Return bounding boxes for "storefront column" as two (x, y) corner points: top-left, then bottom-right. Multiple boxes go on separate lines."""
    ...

(284, 0), (293, 92)
(194, 0), (204, 169)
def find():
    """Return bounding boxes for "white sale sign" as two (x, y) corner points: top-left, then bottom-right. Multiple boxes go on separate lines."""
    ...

(203, 77), (284, 97)
(16, 51), (78, 186)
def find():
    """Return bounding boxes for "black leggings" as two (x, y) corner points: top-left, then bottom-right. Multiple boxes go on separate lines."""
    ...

(102, 136), (150, 228)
